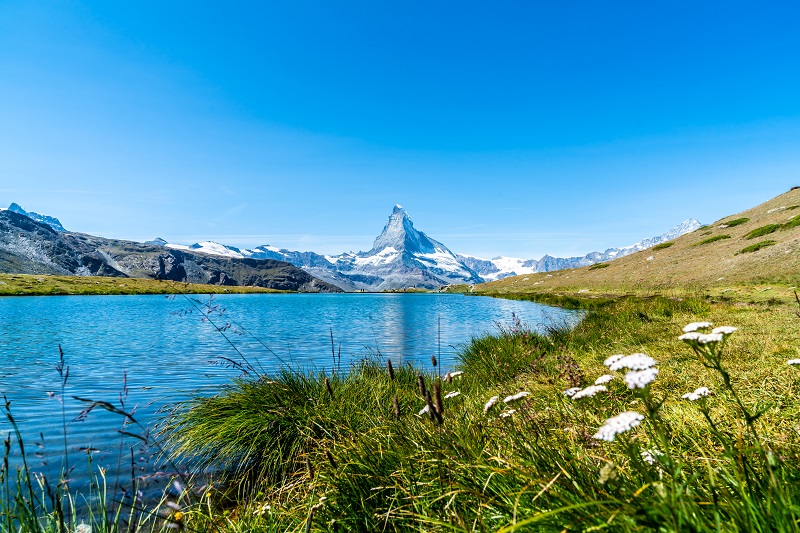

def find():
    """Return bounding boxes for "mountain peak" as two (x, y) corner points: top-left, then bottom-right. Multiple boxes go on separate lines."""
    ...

(6, 203), (66, 232)
(371, 205), (436, 254)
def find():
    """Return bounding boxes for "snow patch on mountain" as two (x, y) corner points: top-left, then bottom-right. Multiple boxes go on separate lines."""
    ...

(461, 218), (702, 281)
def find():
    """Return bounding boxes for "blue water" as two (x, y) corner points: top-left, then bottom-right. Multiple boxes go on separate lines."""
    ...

(0, 293), (579, 498)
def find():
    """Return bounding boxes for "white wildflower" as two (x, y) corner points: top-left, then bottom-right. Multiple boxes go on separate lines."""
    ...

(499, 409), (516, 418)
(449, 371), (464, 378)
(711, 326), (737, 335)
(641, 448), (664, 465)
(444, 391), (460, 399)
(418, 405), (429, 415)
(594, 374), (614, 385)
(603, 354), (625, 367)
(75, 524), (92, 533)
(483, 395), (499, 413)
(598, 462), (617, 484)
(697, 333), (723, 344)
(609, 353), (657, 371)
(624, 368), (659, 389)
(682, 386), (712, 401)
(503, 391), (530, 403)
(683, 322), (713, 333)
(572, 385), (607, 399)
(678, 332), (702, 341)
(563, 387), (582, 398)
(592, 411), (644, 441)
(788, 359), (800, 366)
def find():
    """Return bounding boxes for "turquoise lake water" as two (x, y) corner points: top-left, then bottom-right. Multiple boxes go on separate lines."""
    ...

(0, 293), (579, 499)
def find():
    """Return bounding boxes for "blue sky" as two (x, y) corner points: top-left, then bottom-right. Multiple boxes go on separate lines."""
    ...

(1, 1), (799, 258)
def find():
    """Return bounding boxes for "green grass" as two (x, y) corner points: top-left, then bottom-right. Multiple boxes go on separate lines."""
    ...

(588, 262), (610, 270)
(0, 273), (284, 296)
(156, 295), (800, 532)
(693, 234), (731, 246)
(784, 216), (800, 230)
(739, 240), (778, 254)
(724, 217), (750, 227)
(651, 241), (674, 250)
(745, 224), (782, 239)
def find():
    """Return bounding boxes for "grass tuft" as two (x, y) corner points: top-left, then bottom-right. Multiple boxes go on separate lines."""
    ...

(651, 241), (674, 250)
(723, 217), (750, 227)
(745, 224), (782, 239)
(588, 262), (610, 270)
(738, 240), (778, 254)
(694, 234), (731, 246)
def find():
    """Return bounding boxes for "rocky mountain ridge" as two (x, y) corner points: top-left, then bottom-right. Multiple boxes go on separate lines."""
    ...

(0, 208), (340, 292)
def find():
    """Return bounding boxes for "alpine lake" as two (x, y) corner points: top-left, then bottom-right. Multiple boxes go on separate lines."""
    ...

(0, 292), (581, 502)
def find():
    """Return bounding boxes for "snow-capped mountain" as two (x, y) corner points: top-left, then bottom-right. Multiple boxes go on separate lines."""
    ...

(2, 203), (66, 232)
(320, 205), (483, 291)
(458, 218), (702, 281)
(154, 206), (700, 291)
(157, 205), (483, 291)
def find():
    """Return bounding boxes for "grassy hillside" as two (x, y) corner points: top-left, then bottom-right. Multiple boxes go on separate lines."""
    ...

(478, 187), (800, 303)
(0, 273), (284, 295)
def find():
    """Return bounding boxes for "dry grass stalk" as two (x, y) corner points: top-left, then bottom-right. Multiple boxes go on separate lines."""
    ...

(393, 394), (401, 420)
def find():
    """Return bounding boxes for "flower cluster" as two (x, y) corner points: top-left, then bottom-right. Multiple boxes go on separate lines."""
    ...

(607, 353), (657, 371)
(572, 385), (607, 399)
(788, 359), (800, 366)
(593, 411), (644, 441)
(624, 367), (659, 389)
(504, 391), (530, 403)
(641, 448), (664, 466)
(682, 386), (712, 402)
(594, 374), (614, 385)
(483, 395), (499, 413)
(679, 322), (736, 365)
(444, 391), (461, 399)
(563, 387), (582, 398)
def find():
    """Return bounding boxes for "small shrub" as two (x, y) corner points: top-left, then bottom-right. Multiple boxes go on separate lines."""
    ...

(745, 224), (781, 239)
(738, 240), (777, 254)
(724, 217), (749, 227)
(694, 234), (731, 246)
(652, 242), (674, 251)
(784, 216), (800, 230)
(589, 263), (610, 270)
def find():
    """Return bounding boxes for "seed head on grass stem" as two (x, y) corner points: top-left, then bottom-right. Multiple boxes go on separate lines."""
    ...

(387, 359), (395, 380)
(393, 395), (401, 420)
(418, 374), (427, 398)
(324, 377), (333, 398)
(305, 456), (314, 480)
(325, 449), (337, 470)
(433, 383), (444, 415)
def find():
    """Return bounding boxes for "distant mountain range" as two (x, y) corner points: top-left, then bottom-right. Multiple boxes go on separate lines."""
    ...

(1, 202), (701, 291)
(147, 205), (701, 291)
(457, 218), (702, 281)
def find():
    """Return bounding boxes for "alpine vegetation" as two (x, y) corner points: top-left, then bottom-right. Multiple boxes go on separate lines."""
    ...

(9, 295), (797, 532)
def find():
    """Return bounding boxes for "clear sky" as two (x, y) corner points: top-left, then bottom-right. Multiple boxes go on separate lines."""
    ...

(1, 1), (799, 259)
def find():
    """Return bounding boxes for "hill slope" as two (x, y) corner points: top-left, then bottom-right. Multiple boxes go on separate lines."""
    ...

(477, 188), (800, 300)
